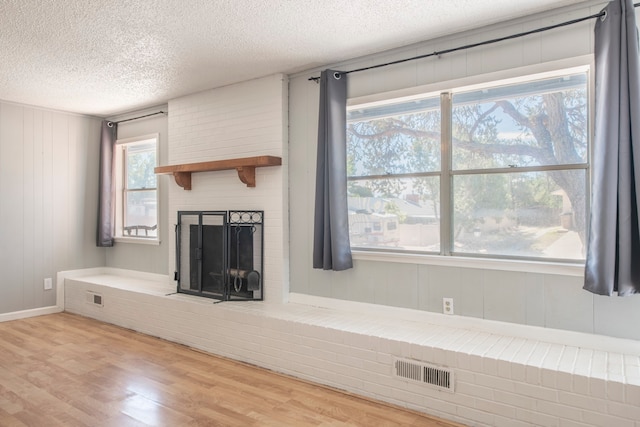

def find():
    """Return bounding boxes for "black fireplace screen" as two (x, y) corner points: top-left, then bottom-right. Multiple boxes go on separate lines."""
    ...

(176, 210), (263, 301)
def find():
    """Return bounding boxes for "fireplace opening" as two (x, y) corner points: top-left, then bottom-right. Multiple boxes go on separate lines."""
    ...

(176, 211), (263, 301)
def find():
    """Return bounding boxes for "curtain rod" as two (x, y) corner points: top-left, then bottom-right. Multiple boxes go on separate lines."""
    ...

(309, 3), (639, 82)
(107, 111), (166, 127)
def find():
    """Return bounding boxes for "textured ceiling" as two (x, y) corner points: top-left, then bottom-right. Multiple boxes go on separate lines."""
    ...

(0, 0), (591, 116)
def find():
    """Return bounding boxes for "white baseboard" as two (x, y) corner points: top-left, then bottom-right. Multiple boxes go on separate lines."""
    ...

(0, 306), (63, 322)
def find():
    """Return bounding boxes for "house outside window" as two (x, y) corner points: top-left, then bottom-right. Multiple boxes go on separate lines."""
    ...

(114, 134), (159, 242)
(346, 65), (589, 262)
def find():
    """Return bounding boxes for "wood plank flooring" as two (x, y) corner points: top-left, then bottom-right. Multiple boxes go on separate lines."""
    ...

(0, 313), (464, 427)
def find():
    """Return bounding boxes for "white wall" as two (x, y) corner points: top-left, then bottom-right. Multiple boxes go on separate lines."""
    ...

(289, 1), (640, 341)
(0, 100), (105, 314)
(166, 74), (289, 302)
(104, 107), (169, 275)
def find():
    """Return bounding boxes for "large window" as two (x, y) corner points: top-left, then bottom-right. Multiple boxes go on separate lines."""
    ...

(114, 134), (159, 241)
(347, 67), (589, 261)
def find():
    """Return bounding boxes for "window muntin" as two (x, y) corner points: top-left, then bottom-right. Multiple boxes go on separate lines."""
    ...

(116, 136), (158, 240)
(347, 68), (589, 261)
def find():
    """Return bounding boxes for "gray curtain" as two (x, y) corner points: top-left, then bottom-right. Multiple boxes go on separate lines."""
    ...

(313, 69), (353, 271)
(97, 120), (117, 247)
(584, 0), (640, 296)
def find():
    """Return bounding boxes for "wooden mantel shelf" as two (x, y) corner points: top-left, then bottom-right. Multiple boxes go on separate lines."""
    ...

(154, 155), (282, 190)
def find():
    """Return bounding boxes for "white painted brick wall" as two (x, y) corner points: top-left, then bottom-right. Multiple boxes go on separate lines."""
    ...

(64, 271), (640, 427)
(164, 74), (288, 303)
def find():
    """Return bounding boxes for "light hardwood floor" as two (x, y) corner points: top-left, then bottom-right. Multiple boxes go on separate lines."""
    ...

(0, 313), (464, 427)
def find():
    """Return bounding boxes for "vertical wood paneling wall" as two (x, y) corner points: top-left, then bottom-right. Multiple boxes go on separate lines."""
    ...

(0, 101), (105, 314)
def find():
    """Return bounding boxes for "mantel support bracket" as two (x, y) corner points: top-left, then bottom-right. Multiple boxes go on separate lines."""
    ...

(236, 166), (256, 187)
(173, 172), (192, 190)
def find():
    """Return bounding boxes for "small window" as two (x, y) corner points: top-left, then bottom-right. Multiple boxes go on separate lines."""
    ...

(114, 135), (159, 241)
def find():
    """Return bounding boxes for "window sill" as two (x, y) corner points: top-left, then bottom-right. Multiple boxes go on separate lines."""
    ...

(351, 250), (584, 277)
(114, 236), (160, 246)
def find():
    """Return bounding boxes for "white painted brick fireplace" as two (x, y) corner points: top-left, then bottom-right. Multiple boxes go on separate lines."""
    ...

(166, 73), (289, 303)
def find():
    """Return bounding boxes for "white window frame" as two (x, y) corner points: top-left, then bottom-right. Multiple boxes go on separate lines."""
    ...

(346, 56), (593, 276)
(114, 133), (160, 245)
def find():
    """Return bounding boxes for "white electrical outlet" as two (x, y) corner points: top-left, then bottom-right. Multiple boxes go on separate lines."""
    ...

(44, 278), (53, 290)
(443, 297), (454, 315)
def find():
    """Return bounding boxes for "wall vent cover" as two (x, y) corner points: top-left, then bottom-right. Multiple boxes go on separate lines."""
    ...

(86, 291), (103, 307)
(393, 357), (454, 392)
